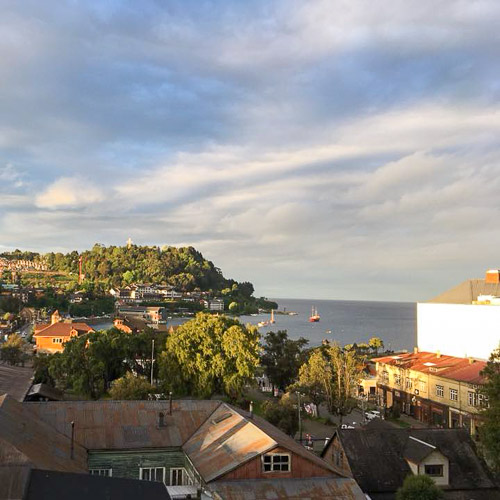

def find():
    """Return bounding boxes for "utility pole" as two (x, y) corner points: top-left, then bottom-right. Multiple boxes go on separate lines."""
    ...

(150, 339), (155, 386)
(297, 392), (303, 445)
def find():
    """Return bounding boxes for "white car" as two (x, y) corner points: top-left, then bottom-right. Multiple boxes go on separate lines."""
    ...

(340, 424), (355, 429)
(365, 410), (381, 421)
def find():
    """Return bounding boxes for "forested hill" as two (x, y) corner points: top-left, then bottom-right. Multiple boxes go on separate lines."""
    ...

(1, 244), (246, 293)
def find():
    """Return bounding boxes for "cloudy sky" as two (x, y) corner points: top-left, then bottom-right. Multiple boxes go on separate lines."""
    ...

(1, 1), (500, 301)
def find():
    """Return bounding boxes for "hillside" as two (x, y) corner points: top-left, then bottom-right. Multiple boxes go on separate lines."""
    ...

(1, 244), (238, 293)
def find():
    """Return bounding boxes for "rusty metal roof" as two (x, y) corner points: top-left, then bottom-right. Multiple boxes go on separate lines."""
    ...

(0, 363), (33, 402)
(26, 399), (220, 450)
(0, 394), (87, 474)
(183, 403), (336, 483)
(208, 477), (365, 499)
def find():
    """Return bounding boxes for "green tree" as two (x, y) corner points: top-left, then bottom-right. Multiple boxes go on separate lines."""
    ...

(261, 331), (308, 391)
(396, 474), (443, 500)
(0, 334), (26, 366)
(368, 336), (384, 355)
(479, 345), (500, 471)
(33, 353), (56, 385)
(109, 372), (154, 400)
(293, 349), (332, 417)
(261, 395), (299, 437)
(158, 313), (260, 399)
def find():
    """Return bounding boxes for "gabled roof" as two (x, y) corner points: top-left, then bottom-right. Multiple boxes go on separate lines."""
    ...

(373, 351), (486, 384)
(0, 395), (87, 474)
(34, 322), (94, 337)
(403, 436), (437, 464)
(183, 403), (336, 483)
(208, 477), (365, 500)
(428, 278), (500, 304)
(25, 399), (221, 450)
(326, 427), (497, 494)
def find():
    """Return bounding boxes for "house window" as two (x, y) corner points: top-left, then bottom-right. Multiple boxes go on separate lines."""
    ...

(394, 375), (402, 386)
(405, 378), (413, 390)
(262, 453), (290, 472)
(435, 385), (444, 398)
(140, 467), (165, 483)
(468, 391), (476, 406)
(90, 469), (112, 477)
(419, 380), (427, 392)
(449, 389), (458, 401)
(52, 338), (63, 344)
(425, 464), (444, 477)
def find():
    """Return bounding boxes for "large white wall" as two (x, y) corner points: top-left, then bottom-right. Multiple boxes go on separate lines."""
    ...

(417, 303), (500, 360)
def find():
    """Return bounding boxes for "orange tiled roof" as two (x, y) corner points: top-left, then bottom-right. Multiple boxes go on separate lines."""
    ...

(373, 351), (487, 384)
(34, 322), (94, 337)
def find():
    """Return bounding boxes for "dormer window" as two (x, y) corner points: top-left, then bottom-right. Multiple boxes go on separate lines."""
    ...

(425, 464), (443, 477)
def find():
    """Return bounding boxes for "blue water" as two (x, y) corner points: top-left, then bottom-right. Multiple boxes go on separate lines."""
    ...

(240, 298), (416, 351)
(93, 298), (416, 352)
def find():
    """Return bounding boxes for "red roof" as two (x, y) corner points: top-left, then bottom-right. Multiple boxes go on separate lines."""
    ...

(34, 322), (94, 337)
(373, 351), (486, 384)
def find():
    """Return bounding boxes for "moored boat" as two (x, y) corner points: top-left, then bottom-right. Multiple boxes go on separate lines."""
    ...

(309, 306), (320, 322)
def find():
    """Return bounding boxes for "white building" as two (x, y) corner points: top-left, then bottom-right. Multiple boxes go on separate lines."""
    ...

(417, 269), (500, 360)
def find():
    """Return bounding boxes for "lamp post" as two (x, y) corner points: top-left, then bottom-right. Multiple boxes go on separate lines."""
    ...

(297, 392), (304, 445)
(150, 339), (155, 386)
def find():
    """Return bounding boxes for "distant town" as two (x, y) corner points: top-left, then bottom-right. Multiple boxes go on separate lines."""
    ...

(0, 248), (499, 499)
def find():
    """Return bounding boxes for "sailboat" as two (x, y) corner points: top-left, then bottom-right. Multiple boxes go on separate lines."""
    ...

(309, 306), (320, 322)
(270, 309), (275, 324)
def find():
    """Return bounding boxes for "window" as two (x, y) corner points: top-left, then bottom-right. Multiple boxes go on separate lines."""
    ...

(435, 385), (444, 398)
(419, 380), (427, 392)
(394, 375), (402, 386)
(405, 378), (413, 390)
(449, 388), (458, 401)
(468, 391), (476, 406)
(90, 469), (112, 477)
(170, 468), (189, 486)
(425, 464), (444, 477)
(262, 453), (290, 472)
(140, 467), (165, 483)
(52, 338), (63, 344)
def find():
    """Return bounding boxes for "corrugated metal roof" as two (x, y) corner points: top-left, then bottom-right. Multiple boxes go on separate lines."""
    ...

(0, 394), (87, 474)
(373, 351), (486, 384)
(26, 399), (221, 450)
(0, 363), (33, 402)
(183, 403), (336, 483)
(208, 477), (365, 499)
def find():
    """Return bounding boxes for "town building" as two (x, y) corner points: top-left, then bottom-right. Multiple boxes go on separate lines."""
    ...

(374, 350), (487, 435)
(417, 269), (500, 360)
(34, 310), (94, 353)
(321, 424), (499, 499)
(203, 298), (224, 311)
(117, 305), (166, 324)
(0, 394), (364, 499)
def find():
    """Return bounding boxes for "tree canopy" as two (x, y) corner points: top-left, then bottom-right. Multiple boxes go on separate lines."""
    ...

(260, 330), (308, 391)
(109, 373), (154, 400)
(396, 474), (443, 500)
(479, 344), (500, 471)
(159, 313), (260, 399)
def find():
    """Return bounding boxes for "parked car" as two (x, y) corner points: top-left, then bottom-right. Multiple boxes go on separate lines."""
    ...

(341, 424), (355, 429)
(365, 410), (381, 421)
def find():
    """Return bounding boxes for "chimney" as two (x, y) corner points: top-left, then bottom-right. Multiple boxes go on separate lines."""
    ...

(436, 350), (441, 358)
(168, 392), (173, 416)
(413, 347), (418, 354)
(485, 269), (500, 284)
(249, 401), (254, 419)
(70, 421), (75, 459)
(469, 357), (475, 364)
(51, 310), (61, 325)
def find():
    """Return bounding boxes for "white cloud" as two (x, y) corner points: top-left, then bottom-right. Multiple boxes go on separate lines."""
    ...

(35, 177), (104, 209)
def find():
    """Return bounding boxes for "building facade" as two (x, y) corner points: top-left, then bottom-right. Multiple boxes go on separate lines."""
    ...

(374, 351), (487, 435)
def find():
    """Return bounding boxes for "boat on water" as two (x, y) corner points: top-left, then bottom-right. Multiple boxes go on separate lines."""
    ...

(257, 321), (269, 328)
(309, 306), (320, 322)
(270, 309), (275, 324)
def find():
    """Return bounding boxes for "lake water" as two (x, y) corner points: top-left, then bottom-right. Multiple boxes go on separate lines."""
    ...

(93, 298), (416, 352)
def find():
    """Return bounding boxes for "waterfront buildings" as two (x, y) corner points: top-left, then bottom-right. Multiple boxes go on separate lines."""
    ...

(374, 350), (487, 435)
(417, 269), (500, 360)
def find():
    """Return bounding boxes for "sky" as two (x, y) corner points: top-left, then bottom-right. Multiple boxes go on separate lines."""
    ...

(1, 0), (500, 302)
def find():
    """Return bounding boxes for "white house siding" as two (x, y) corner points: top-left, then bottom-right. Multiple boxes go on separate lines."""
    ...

(417, 303), (500, 360)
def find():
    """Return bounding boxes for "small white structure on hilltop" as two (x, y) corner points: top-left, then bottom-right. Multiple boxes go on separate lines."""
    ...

(417, 269), (500, 361)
